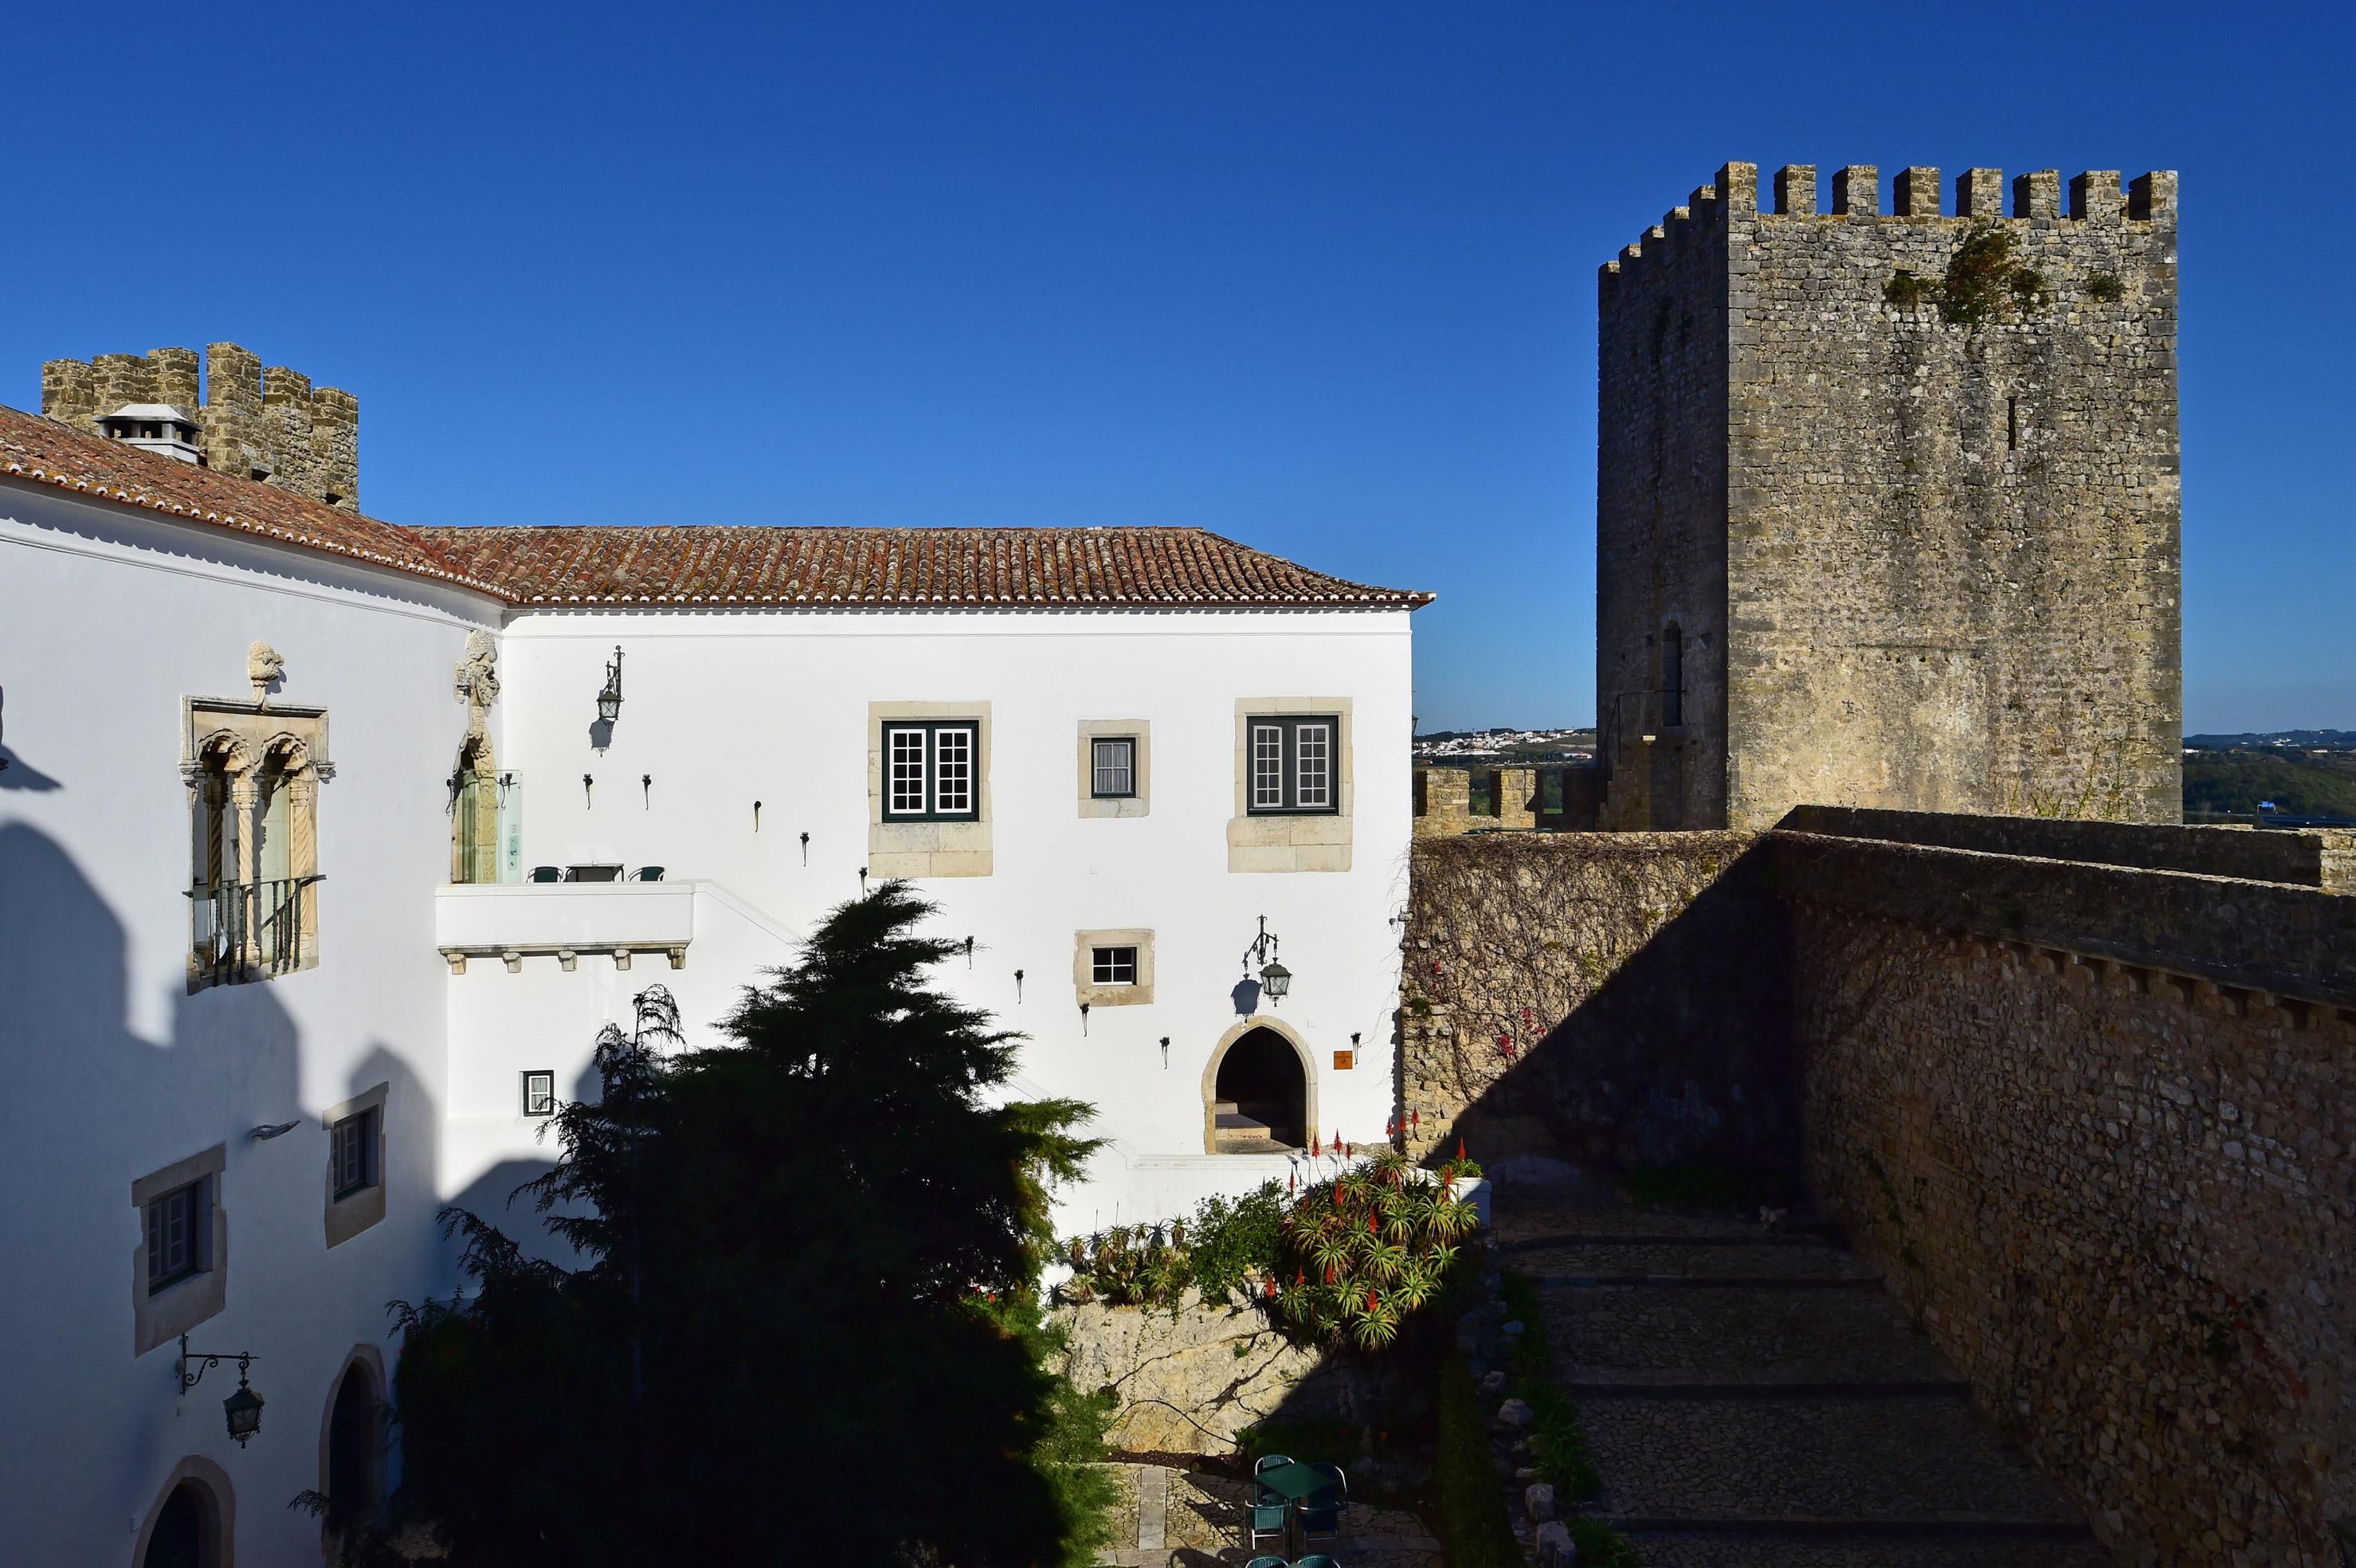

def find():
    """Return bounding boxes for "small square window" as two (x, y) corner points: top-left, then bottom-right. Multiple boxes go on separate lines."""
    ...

(330, 1108), (379, 1200)
(523, 1070), (556, 1117)
(1092, 946), (1139, 986)
(1091, 737), (1137, 798)
(144, 1178), (211, 1296)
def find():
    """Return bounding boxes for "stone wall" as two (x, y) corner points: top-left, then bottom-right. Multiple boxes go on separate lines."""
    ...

(1791, 892), (2354, 1566)
(1411, 765), (1601, 838)
(1598, 163), (2182, 830)
(40, 343), (360, 511)
(1054, 1291), (1420, 1455)
(1398, 833), (1793, 1179)
(1399, 821), (2356, 1562)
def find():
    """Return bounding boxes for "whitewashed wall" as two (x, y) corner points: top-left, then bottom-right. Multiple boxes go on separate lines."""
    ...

(0, 480), (500, 1566)
(469, 607), (1416, 1233)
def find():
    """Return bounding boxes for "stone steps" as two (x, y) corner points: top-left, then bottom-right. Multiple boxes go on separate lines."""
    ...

(1494, 1202), (2096, 1562)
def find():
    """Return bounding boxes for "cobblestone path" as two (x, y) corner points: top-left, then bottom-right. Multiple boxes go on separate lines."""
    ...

(1498, 1201), (2113, 1567)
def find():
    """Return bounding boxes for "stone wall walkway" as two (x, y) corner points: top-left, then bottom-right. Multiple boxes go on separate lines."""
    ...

(1497, 1201), (2115, 1567)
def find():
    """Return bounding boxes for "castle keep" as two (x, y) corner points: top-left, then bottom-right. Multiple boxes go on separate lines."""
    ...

(1597, 163), (2181, 830)
(41, 343), (359, 512)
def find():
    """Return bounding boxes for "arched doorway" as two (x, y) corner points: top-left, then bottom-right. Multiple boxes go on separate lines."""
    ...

(135, 1464), (230, 1568)
(1206, 1023), (1309, 1153)
(323, 1359), (385, 1532)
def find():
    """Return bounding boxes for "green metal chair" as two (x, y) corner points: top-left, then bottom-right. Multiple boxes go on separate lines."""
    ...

(1252, 1452), (1294, 1506)
(528, 866), (561, 883)
(1244, 1558), (1288, 1568)
(1246, 1501), (1288, 1555)
(1298, 1493), (1343, 1548)
(634, 866), (665, 882)
(1295, 1555), (1342, 1568)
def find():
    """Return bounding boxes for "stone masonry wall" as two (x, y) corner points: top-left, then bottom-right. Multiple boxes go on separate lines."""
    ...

(1398, 833), (1793, 1179)
(1792, 897), (2354, 1566)
(1597, 163), (2182, 829)
(1402, 821), (2356, 1562)
(40, 342), (360, 511)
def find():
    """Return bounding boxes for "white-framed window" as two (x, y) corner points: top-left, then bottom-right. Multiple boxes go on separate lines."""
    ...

(145, 1177), (214, 1296)
(330, 1108), (380, 1200)
(522, 1070), (556, 1117)
(1091, 737), (1137, 799)
(881, 720), (982, 821)
(1091, 946), (1139, 986)
(1245, 715), (1341, 815)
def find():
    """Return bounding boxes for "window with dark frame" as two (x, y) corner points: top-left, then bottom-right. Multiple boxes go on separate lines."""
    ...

(1090, 736), (1137, 798)
(1245, 715), (1341, 815)
(1091, 946), (1139, 986)
(331, 1108), (379, 1200)
(522, 1070), (556, 1117)
(881, 720), (981, 821)
(144, 1178), (210, 1296)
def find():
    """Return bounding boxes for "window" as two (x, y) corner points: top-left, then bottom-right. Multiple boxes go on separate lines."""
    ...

(1661, 625), (1684, 728)
(330, 1109), (379, 1200)
(1091, 737), (1137, 798)
(881, 720), (981, 821)
(1245, 716), (1341, 814)
(1074, 928), (1154, 1005)
(183, 699), (327, 990)
(145, 1178), (212, 1296)
(1091, 946), (1139, 986)
(522, 1071), (556, 1117)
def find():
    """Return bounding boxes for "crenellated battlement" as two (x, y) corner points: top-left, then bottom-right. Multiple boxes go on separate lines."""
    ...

(1603, 160), (2178, 284)
(1595, 156), (2182, 833)
(38, 342), (360, 512)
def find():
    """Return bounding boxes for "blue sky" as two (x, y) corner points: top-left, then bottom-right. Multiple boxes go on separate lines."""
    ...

(4, 2), (2347, 732)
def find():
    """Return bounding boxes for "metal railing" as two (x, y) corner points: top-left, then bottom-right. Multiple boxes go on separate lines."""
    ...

(190, 877), (319, 982)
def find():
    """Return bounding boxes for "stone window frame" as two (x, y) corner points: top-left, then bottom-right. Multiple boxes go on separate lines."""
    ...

(182, 696), (331, 991)
(133, 1143), (228, 1356)
(1073, 928), (1155, 1007)
(1076, 719), (1151, 819)
(868, 702), (992, 878)
(1226, 697), (1354, 873)
(522, 1070), (557, 1118)
(322, 1083), (388, 1249)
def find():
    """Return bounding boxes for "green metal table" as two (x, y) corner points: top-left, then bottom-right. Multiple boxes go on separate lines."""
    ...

(1254, 1461), (1338, 1502)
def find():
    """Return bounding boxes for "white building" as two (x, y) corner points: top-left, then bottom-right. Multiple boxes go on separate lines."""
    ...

(0, 402), (1427, 1564)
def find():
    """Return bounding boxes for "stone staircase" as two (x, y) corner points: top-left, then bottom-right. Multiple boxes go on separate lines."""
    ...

(1498, 1202), (2112, 1568)
(1211, 1100), (1294, 1154)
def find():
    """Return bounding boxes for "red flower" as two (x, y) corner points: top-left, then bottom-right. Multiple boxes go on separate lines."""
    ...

(1345, 1143), (1354, 1160)
(1411, 1110), (1421, 1130)
(1456, 1137), (1467, 1160)
(1264, 1273), (1278, 1299)
(1288, 1168), (1298, 1193)
(1365, 1288), (1378, 1312)
(1366, 1211), (1378, 1236)
(1324, 1263), (1336, 1284)
(1296, 1268), (1306, 1287)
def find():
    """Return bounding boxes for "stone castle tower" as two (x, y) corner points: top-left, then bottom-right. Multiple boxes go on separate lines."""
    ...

(41, 343), (359, 512)
(1596, 163), (2181, 830)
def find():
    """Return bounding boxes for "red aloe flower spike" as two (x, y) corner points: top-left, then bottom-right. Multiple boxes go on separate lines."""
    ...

(1264, 1272), (1277, 1299)
(1324, 1263), (1336, 1284)
(1366, 1211), (1378, 1236)
(1345, 1143), (1353, 1160)
(1411, 1109), (1420, 1129)
(1366, 1288), (1378, 1311)
(1288, 1168), (1297, 1193)
(1457, 1136), (1467, 1159)
(1296, 1268), (1306, 1287)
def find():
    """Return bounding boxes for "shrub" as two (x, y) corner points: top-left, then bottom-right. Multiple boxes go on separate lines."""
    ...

(1884, 269), (1929, 309)
(1433, 1352), (1522, 1568)
(1569, 1515), (1642, 1566)
(2087, 271), (2124, 303)
(1058, 1148), (1483, 1350)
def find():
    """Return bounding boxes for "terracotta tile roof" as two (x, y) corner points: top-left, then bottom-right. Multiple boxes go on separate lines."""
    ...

(0, 403), (501, 597)
(410, 524), (1433, 610)
(1, 402), (1433, 610)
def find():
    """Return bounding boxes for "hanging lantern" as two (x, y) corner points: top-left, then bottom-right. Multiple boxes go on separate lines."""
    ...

(221, 1376), (264, 1448)
(596, 646), (625, 723)
(1258, 957), (1292, 1001)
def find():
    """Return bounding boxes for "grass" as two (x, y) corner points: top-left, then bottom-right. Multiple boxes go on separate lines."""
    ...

(1433, 1352), (1522, 1568)
(1495, 1270), (1641, 1565)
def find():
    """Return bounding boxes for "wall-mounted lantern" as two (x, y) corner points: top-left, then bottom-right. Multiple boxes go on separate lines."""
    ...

(596, 647), (625, 723)
(1242, 915), (1292, 1004)
(1080, 1001), (1092, 1036)
(177, 1335), (265, 1448)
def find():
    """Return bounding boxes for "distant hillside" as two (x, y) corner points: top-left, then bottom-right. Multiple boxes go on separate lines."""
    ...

(2183, 749), (2356, 819)
(2185, 729), (2356, 751)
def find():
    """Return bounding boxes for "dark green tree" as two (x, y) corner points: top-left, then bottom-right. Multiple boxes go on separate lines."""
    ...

(378, 884), (1106, 1566)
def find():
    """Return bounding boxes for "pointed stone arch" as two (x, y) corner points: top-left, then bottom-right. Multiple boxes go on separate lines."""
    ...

(317, 1344), (389, 1539)
(132, 1456), (235, 1568)
(1201, 1015), (1318, 1154)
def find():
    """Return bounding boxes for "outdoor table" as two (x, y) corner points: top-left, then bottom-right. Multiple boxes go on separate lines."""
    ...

(1253, 1461), (1338, 1503)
